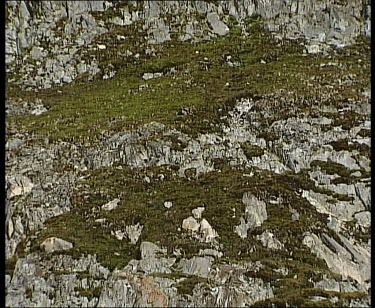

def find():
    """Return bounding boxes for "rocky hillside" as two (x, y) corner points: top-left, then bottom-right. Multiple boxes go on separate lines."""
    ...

(6, 1), (371, 307)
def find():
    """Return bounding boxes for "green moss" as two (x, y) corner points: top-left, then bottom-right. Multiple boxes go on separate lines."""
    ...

(331, 111), (362, 130)
(357, 129), (371, 138)
(241, 142), (264, 159)
(257, 131), (279, 142)
(176, 276), (208, 296)
(8, 17), (369, 143)
(74, 286), (102, 300)
(310, 160), (353, 178)
(33, 160), (351, 272)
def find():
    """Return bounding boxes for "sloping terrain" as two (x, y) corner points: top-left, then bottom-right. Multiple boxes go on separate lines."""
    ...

(6, 1), (370, 307)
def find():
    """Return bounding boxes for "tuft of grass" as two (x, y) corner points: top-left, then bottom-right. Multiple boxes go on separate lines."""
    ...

(310, 160), (353, 178)
(176, 276), (208, 296)
(74, 286), (102, 300)
(241, 142), (264, 159)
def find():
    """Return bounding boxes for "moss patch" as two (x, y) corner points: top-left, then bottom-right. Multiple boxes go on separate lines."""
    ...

(8, 17), (370, 143)
(241, 142), (264, 159)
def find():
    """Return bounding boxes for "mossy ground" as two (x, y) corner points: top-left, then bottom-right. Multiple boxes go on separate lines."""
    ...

(32, 165), (339, 277)
(7, 8), (370, 305)
(7, 17), (370, 143)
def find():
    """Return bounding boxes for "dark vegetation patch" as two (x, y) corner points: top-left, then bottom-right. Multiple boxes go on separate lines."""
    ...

(330, 139), (371, 159)
(241, 142), (265, 159)
(33, 163), (339, 275)
(176, 276), (208, 296)
(74, 286), (102, 300)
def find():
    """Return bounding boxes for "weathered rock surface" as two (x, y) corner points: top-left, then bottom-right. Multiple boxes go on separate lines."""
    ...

(235, 192), (268, 238)
(40, 237), (73, 253)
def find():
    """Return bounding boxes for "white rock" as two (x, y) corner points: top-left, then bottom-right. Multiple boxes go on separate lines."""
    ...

(192, 207), (205, 219)
(102, 198), (120, 211)
(8, 175), (34, 198)
(97, 44), (106, 50)
(257, 231), (284, 250)
(7, 219), (14, 238)
(164, 201), (173, 209)
(140, 241), (166, 259)
(182, 216), (200, 232)
(354, 211), (371, 228)
(125, 223), (143, 244)
(31, 104), (47, 116)
(142, 73), (154, 80)
(95, 218), (106, 223)
(200, 218), (218, 242)
(306, 44), (322, 54)
(113, 230), (126, 241)
(234, 217), (249, 239)
(40, 237), (73, 253)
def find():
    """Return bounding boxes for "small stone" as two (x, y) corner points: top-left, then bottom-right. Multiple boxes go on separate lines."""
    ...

(192, 207), (205, 219)
(31, 105), (48, 115)
(200, 219), (218, 242)
(125, 223), (143, 244)
(164, 201), (173, 209)
(97, 44), (106, 50)
(95, 218), (106, 223)
(182, 216), (200, 232)
(7, 219), (14, 238)
(260, 59), (266, 64)
(6, 138), (24, 151)
(102, 198), (120, 211)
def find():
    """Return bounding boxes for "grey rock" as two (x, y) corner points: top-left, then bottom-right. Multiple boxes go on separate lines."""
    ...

(97, 278), (137, 307)
(7, 175), (34, 198)
(30, 104), (48, 115)
(192, 206), (205, 219)
(182, 216), (200, 233)
(6, 138), (24, 151)
(257, 231), (284, 250)
(207, 12), (229, 36)
(199, 218), (218, 243)
(40, 237), (73, 253)
(303, 232), (370, 286)
(354, 211), (371, 229)
(199, 248), (223, 258)
(140, 241), (166, 259)
(243, 192), (268, 228)
(235, 217), (250, 239)
(138, 257), (176, 274)
(179, 256), (212, 278)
